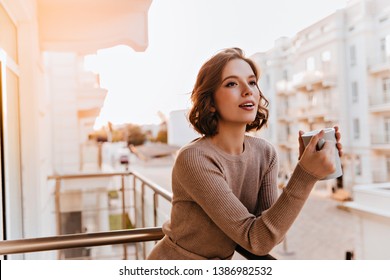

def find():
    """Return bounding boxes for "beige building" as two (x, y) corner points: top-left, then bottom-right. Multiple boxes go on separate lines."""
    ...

(252, 0), (390, 192)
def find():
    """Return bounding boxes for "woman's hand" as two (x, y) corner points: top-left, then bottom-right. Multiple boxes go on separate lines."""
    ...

(298, 126), (343, 179)
(334, 126), (343, 157)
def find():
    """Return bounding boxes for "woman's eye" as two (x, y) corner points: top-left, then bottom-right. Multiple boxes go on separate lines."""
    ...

(226, 82), (237, 87)
(249, 81), (257, 86)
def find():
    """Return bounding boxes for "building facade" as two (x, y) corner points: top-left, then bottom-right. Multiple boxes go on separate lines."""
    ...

(252, 0), (390, 192)
(0, 0), (152, 259)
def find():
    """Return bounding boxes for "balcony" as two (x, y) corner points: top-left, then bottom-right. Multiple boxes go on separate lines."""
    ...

(371, 133), (390, 150)
(46, 170), (172, 260)
(296, 106), (338, 123)
(292, 71), (337, 92)
(369, 94), (390, 113)
(0, 169), (276, 260)
(372, 169), (390, 183)
(277, 107), (289, 121)
(275, 80), (295, 95)
(368, 56), (390, 75)
(277, 132), (296, 149)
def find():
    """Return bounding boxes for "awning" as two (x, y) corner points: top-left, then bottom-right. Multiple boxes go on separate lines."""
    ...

(37, 0), (152, 54)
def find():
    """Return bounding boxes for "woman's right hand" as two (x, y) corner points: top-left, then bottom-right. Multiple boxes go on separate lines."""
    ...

(297, 130), (336, 179)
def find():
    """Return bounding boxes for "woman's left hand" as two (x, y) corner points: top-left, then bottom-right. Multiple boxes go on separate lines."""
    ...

(298, 125), (343, 160)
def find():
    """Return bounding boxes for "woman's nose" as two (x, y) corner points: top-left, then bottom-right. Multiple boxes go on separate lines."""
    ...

(242, 84), (253, 96)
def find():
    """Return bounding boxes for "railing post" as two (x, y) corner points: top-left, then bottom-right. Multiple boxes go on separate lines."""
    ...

(132, 174), (139, 260)
(141, 183), (146, 228)
(279, 236), (294, 256)
(132, 175), (137, 226)
(121, 174), (127, 259)
(153, 192), (158, 227)
(141, 183), (146, 258)
(98, 142), (102, 171)
(54, 178), (62, 259)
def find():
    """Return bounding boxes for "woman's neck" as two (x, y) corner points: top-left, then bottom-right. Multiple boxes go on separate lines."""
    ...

(210, 124), (246, 155)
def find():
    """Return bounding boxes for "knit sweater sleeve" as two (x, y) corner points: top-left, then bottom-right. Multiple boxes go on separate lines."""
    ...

(173, 147), (318, 256)
(255, 145), (279, 216)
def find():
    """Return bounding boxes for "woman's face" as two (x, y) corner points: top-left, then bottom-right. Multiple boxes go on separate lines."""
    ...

(213, 59), (260, 129)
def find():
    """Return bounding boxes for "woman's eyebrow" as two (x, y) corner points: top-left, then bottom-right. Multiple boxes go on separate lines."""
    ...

(221, 75), (238, 83)
(221, 74), (256, 83)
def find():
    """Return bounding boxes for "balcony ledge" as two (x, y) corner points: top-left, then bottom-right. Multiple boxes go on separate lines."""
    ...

(37, 0), (152, 54)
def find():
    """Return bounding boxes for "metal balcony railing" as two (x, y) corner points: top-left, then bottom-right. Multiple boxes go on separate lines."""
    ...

(0, 169), (275, 260)
(371, 133), (390, 145)
(0, 227), (164, 256)
(46, 170), (172, 260)
(0, 226), (275, 260)
(370, 94), (390, 107)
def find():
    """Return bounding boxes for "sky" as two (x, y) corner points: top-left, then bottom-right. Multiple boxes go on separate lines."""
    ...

(87, 0), (349, 129)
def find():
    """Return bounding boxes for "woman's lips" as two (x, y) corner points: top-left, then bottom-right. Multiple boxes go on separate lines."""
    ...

(239, 102), (255, 110)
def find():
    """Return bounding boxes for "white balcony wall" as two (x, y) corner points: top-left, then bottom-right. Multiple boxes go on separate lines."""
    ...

(167, 109), (199, 147)
(0, 0), (152, 260)
(343, 184), (390, 259)
(45, 53), (86, 174)
(0, 0), (56, 260)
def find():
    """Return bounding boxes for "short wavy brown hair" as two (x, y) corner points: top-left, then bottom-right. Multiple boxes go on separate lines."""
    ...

(188, 48), (269, 136)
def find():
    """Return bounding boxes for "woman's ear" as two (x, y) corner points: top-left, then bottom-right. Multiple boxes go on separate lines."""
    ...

(210, 106), (216, 113)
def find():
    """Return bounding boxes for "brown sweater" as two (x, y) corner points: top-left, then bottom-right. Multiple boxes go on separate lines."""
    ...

(147, 135), (318, 260)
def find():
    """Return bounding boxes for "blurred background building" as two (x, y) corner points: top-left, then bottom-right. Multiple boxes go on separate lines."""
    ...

(251, 0), (390, 193)
(0, 0), (152, 259)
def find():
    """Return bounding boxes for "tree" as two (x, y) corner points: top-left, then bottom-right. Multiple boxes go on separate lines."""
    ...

(126, 124), (146, 146)
(88, 128), (108, 142)
(88, 125), (124, 142)
(154, 128), (168, 143)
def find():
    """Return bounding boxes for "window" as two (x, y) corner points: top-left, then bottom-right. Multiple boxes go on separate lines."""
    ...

(351, 81), (358, 103)
(285, 125), (290, 140)
(0, 4), (18, 62)
(305, 33), (311, 40)
(321, 51), (331, 62)
(308, 92), (317, 107)
(0, 4), (22, 242)
(282, 69), (288, 80)
(321, 50), (331, 72)
(355, 155), (362, 176)
(353, 118), (360, 139)
(321, 24), (331, 33)
(265, 74), (270, 88)
(287, 151), (292, 166)
(350, 45), (356, 66)
(322, 89), (331, 107)
(382, 77), (390, 102)
(283, 98), (289, 114)
(386, 156), (390, 180)
(385, 117), (390, 143)
(306, 56), (315, 71)
(379, 16), (388, 23)
(380, 35), (390, 62)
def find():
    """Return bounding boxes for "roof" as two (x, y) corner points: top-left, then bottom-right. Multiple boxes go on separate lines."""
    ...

(129, 142), (180, 160)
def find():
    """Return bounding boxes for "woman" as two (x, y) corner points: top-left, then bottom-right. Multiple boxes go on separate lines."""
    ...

(147, 48), (342, 260)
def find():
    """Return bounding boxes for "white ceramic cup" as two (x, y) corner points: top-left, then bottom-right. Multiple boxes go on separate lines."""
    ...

(301, 127), (342, 180)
